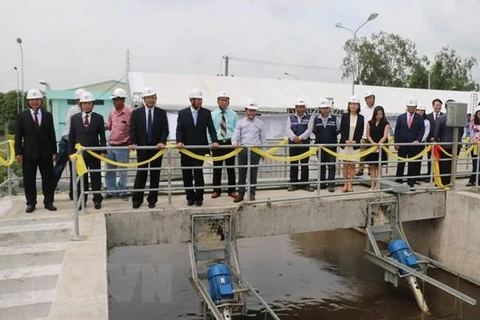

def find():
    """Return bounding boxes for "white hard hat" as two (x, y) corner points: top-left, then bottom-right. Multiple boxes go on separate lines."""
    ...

(245, 99), (258, 110)
(364, 91), (375, 98)
(406, 97), (418, 107)
(110, 88), (127, 99)
(79, 91), (95, 103)
(26, 88), (43, 100)
(142, 87), (156, 98)
(319, 98), (330, 108)
(348, 95), (361, 104)
(74, 88), (86, 100)
(475, 106), (480, 113)
(217, 91), (229, 99)
(295, 98), (306, 106)
(189, 88), (203, 99)
(416, 104), (426, 111)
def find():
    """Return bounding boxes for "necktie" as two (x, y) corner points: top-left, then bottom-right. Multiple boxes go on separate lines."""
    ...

(33, 111), (40, 130)
(84, 114), (89, 130)
(435, 113), (438, 121)
(147, 109), (153, 144)
(193, 110), (198, 126)
(220, 110), (227, 138)
(407, 113), (413, 129)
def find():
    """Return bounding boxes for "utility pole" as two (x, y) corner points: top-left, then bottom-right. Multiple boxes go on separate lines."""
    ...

(223, 54), (229, 76)
(126, 49), (131, 74)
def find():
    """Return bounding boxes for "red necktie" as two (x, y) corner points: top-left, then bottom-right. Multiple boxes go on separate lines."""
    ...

(407, 114), (413, 129)
(33, 111), (40, 130)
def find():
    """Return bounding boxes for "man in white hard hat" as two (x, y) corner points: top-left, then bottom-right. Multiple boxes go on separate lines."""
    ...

(129, 87), (169, 209)
(286, 98), (314, 192)
(357, 91), (376, 176)
(210, 91), (238, 199)
(176, 88), (219, 207)
(105, 88), (132, 199)
(232, 99), (266, 202)
(424, 98), (444, 179)
(15, 88), (58, 213)
(394, 97), (425, 188)
(68, 91), (107, 210)
(53, 88), (85, 200)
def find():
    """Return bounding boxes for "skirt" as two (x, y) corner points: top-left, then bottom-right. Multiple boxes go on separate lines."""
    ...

(338, 146), (360, 162)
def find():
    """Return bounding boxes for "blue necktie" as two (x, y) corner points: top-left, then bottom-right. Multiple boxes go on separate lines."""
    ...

(193, 110), (198, 127)
(147, 109), (153, 144)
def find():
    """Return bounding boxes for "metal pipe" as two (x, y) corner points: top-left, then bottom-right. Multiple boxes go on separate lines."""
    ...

(451, 128), (459, 190)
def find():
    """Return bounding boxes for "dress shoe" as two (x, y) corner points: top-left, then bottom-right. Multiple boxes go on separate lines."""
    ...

(466, 182), (474, 187)
(355, 171), (364, 176)
(25, 205), (35, 213)
(228, 192), (238, 198)
(68, 193), (73, 201)
(105, 194), (115, 199)
(132, 202), (141, 209)
(187, 200), (195, 206)
(233, 195), (244, 203)
(211, 192), (221, 199)
(148, 203), (156, 209)
(303, 186), (315, 192)
(328, 186), (335, 193)
(287, 185), (297, 192)
(94, 202), (102, 210)
(249, 195), (256, 201)
(44, 204), (57, 211)
(195, 201), (203, 207)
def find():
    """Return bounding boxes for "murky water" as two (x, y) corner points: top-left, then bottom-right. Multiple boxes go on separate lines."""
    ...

(108, 230), (480, 320)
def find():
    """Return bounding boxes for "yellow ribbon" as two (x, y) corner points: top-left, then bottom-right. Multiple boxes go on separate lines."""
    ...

(321, 145), (379, 161)
(0, 140), (15, 167)
(438, 144), (477, 158)
(178, 148), (243, 162)
(69, 153), (88, 177)
(252, 146), (319, 162)
(381, 145), (431, 161)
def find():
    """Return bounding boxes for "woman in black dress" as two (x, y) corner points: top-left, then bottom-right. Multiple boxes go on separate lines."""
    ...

(365, 106), (390, 190)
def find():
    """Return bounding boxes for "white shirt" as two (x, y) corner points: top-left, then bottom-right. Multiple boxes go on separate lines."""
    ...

(29, 108), (42, 126)
(61, 106), (81, 139)
(360, 105), (375, 139)
(82, 112), (92, 124)
(422, 119), (430, 142)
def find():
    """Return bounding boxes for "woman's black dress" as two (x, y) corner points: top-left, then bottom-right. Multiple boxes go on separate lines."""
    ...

(364, 121), (388, 165)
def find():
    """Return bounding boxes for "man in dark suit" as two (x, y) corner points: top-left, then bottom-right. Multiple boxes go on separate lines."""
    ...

(394, 97), (425, 188)
(68, 91), (106, 209)
(434, 100), (464, 186)
(129, 87), (169, 209)
(176, 88), (219, 206)
(425, 98), (444, 178)
(15, 89), (57, 213)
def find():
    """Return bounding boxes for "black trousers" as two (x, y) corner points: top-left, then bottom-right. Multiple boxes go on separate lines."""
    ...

(318, 149), (336, 187)
(23, 156), (55, 206)
(181, 154), (204, 202)
(78, 154), (103, 204)
(289, 144), (310, 185)
(132, 149), (163, 205)
(212, 140), (236, 194)
(438, 147), (459, 186)
(238, 149), (261, 196)
(395, 146), (422, 187)
(470, 155), (480, 184)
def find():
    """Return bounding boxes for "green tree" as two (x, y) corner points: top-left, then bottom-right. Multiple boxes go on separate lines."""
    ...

(342, 31), (419, 87)
(408, 56), (430, 89)
(0, 91), (21, 134)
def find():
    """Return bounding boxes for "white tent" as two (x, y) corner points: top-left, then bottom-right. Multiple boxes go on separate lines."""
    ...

(127, 72), (478, 115)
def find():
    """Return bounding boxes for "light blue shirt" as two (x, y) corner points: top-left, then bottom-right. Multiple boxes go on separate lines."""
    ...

(211, 108), (238, 140)
(231, 117), (266, 146)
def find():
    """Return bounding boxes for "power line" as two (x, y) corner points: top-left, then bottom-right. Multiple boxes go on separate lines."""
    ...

(229, 56), (341, 70)
(96, 74), (127, 99)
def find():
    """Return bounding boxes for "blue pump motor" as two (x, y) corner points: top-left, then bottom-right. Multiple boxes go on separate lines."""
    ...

(388, 239), (419, 275)
(207, 263), (235, 304)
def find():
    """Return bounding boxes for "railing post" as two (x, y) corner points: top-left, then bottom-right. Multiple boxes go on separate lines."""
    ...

(167, 146), (172, 208)
(451, 129), (459, 190)
(246, 146), (251, 202)
(316, 144), (321, 195)
(377, 144), (382, 191)
(71, 156), (81, 240)
(7, 161), (12, 197)
(476, 146), (480, 188)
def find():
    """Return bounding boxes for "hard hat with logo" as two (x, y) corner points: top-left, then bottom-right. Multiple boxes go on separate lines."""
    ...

(189, 88), (203, 99)
(26, 88), (43, 100)
(348, 95), (361, 104)
(295, 98), (306, 107)
(110, 88), (127, 99)
(245, 99), (258, 110)
(79, 91), (95, 103)
(416, 104), (426, 111)
(406, 97), (418, 107)
(319, 98), (330, 108)
(74, 88), (86, 100)
(142, 87), (156, 98)
(364, 90), (375, 98)
(217, 91), (229, 99)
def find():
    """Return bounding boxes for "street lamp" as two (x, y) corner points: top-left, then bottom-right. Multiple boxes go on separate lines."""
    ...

(283, 72), (299, 80)
(39, 80), (51, 111)
(13, 67), (20, 114)
(16, 37), (25, 111)
(336, 12), (379, 94)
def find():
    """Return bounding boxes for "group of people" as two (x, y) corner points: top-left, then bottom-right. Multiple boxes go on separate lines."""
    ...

(14, 87), (266, 212)
(14, 85), (479, 213)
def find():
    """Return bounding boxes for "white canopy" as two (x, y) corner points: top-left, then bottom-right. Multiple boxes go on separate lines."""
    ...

(128, 72), (478, 115)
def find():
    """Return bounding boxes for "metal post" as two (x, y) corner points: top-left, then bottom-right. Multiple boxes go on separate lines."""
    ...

(71, 157), (81, 240)
(377, 144), (382, 191)
(246, 147), (251, 202)
(451, 128), (459, 190)
(476, 145), (480, 187)
(167, 147), (172, 208)
(16, 38), (25, 111)
(351, 34), (357, 95)
(223, 54), (229, 76)
(316, 145), (321, 195)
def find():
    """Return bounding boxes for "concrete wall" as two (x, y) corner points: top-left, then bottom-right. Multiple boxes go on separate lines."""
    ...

(105, 191), (446, 247)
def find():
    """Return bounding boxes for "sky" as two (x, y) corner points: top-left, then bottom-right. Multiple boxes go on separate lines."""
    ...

(1, 0), (480, 92)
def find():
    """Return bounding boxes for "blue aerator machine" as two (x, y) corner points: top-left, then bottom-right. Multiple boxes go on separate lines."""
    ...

(388, 239), (419, 275)
(207, 263), (235, 304)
